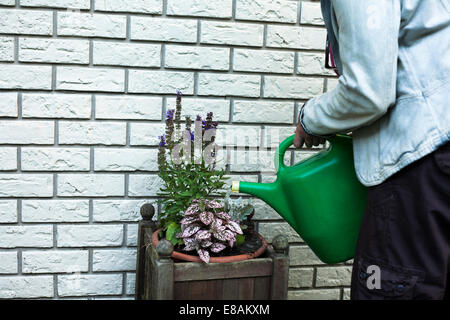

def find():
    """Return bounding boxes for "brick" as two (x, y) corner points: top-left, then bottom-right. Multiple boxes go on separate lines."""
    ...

(167, 0), (232, 18)
(129, 123), (166, 146)
(128, 175), (163, 197)
(0, 121), (54, 144)
(93, 200), (144, 222)
(289, 267), (314, 288)
(261, 125), (296, 148)
(198, 73), (261, 97)
(22, 200), (90, 222)
(0, 65), (52, 90)
(92, 249), (137, 271)
(20, 0), (90, 9)
(56, 67), (125, 92)
(233, 49), (294, 74)
(0, 225), (53, 248)
(166, 97), (230, 122)
(233, 100), (294, 123)
(290, 245), (324, 266)
(0, 0), (15, 5)
(215, 124), (261, 147)
(22, 93), (91, 119)
(58, 12), (126, 38)
(252, 198), (280, 220)
(0, 175), (53, 197)
(288, 289), (340, 300)
(22, 250), (89, 273)
(316, 266), (353, 287)
(0, 147), (17, 171)
(301, 1), (324, 25)
(201, 21), (264, 47)
(343, 288), (351, 300)
(95, 95), (162, 120)
(21, 148), (90, 171)
(126, 224), (139, 246)
(57, 224), (123, 247)
(0, 200), (17, 223)
(165, 45), (229, 71)
(264, 76), (323, 99)
(131, 16), (197, 43)
(57, 174), (125, 197)
(236, 0), (298, 23)
(95, 0), (162, 13)
(0, 9), (53, 36)
(0, 37), (14, 62)
(19, 38), (89, 64)
(93, 42), (161, 67)
(58, 274), (122, 297)
(0, 92), (18, 117)
(259, 222), (302, 243)
(59, 121), (126, 145)
(293, 150), (321, 164)
(128, 70), (194, 94)
(0, 252), (17, 274)
(94, 148), (159, 171)
(126, 273), (136, 295)
(297, 52), (335, 76)
(225, 148), (289, 173)
(0, 276), (53, 299)
(267, 25), (327, 50)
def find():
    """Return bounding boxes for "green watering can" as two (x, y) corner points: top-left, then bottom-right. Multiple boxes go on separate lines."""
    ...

(231, 134), (367, 264)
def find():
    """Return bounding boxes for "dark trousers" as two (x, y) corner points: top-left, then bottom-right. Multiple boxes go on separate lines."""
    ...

(351, 141), (450, 300)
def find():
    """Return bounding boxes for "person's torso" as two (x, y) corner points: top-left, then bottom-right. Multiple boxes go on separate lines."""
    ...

(321, 0), (450, 186)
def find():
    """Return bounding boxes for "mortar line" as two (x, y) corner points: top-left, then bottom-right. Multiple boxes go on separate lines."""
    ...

(53, 10), (57, 38)
(14, 36), (19, 63)
(89, 40), (94, 67)
(297, 0), (302, 26)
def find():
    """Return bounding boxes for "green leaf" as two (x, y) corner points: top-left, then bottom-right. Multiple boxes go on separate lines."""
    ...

(236, 234), (245, 246)
(166, 222), (180, 242)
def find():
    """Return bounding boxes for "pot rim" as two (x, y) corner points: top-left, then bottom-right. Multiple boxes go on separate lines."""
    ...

(152, 228), (268, 263)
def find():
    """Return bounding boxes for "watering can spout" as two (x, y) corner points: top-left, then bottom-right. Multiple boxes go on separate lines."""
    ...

(231, 180), (296, 230)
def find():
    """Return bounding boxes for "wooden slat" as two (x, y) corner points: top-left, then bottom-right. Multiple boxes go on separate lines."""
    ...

(222, 278), (240, 300)
(174, 258), (273, 282)
(173, 282), (190, 300)
(253, 277), (271, 300)
(238, 278), (254, 299)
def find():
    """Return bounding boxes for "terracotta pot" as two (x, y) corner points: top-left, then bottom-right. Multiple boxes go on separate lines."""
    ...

(152, 229), (268, 263)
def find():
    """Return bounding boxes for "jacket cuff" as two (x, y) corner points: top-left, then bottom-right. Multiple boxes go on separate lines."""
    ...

(299, 101), (334, 139)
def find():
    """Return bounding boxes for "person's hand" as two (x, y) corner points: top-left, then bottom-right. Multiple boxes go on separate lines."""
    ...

(294, 118), (326, 148)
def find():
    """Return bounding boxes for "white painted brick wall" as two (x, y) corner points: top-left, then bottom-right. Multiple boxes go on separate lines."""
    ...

(0, 0), (346, 300)
(0, 92), (18, 117)
(19, 38), (90, 64)
(22, 93), (92, 119)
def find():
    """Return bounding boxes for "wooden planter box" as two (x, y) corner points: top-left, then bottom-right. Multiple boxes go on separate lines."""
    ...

(135, 203), (290, 300)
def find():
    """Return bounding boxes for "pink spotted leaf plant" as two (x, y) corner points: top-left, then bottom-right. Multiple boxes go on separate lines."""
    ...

(177, 198), (243, 263)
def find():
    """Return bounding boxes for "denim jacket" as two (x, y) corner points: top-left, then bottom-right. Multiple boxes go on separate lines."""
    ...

(300, 0), (450, 186)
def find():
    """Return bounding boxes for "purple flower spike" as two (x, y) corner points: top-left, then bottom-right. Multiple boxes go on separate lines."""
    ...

(176, 90), (183, 98)
(158, 134), (166, 147)
(196, 114), (202, 121)
(166, 109), (175, 121)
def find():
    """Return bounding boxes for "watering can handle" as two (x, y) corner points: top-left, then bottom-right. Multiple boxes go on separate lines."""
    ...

(275, 134), (341, 172)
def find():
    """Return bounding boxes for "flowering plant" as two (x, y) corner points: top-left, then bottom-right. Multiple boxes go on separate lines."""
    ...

(177, 199), (243, 263)
(156, 91), (228, 246)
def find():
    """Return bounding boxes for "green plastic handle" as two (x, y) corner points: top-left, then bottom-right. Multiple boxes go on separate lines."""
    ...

(275, 134), (343, 172)
(275, 134), (295, 172)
